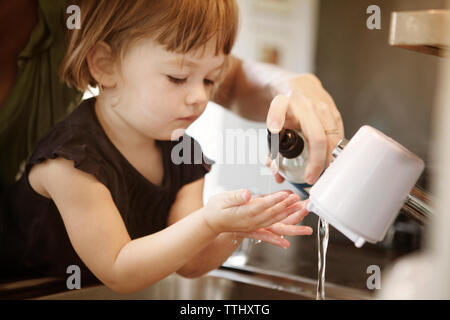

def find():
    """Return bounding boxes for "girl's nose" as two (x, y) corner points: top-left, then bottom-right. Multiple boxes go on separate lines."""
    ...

(185, 83), (209, 107)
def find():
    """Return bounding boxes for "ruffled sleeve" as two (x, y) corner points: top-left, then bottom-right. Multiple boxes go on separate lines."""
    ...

(24, 125), (111, 189)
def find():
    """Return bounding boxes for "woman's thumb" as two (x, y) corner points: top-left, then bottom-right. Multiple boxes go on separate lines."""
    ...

(222, 189), (251, 208)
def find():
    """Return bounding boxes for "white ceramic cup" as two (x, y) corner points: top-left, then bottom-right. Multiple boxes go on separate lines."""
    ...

(307, 125), (425, 247)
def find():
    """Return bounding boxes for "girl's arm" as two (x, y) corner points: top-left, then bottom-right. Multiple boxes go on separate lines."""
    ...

(30, 157), (219, 294)
(30, 157), (298, 294)
(167, 177), (242, 278)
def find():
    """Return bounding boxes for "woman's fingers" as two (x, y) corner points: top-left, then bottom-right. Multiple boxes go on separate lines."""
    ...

(265, 95), (289, 183)
(312, 100), (344, 166)
(270, 158), (285, 183)
(266, 95), (289, 134)
(323, 91), (345, 138)
(266, 154), (285, 184)
(289, 98), (327, 185)
(267, 74), (346, 185)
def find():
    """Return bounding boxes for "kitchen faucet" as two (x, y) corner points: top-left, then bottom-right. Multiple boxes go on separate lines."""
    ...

(402, 187), (432, 225)
(333, 138), (432, 226)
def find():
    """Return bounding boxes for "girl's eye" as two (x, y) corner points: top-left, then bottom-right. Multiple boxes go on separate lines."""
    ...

(167, 76), (187, 85)
(204, 79), (215, 86)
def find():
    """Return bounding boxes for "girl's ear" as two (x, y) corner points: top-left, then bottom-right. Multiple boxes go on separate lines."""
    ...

(86, 42), (117, 89)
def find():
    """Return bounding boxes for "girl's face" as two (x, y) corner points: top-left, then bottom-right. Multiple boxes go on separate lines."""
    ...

(110, 38), (225, 141)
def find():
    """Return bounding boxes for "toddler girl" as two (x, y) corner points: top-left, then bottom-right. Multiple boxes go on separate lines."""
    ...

(0, 0), (312, 293)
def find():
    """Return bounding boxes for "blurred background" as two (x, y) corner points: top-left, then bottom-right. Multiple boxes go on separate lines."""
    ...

(186, 0), (448, 295)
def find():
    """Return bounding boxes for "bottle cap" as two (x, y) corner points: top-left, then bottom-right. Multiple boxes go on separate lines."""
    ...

(267, 129), (304, 159)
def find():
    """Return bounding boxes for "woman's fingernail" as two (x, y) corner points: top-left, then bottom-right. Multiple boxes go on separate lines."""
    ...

(269, 121), (281, 133)
(270, 161), (279, 175)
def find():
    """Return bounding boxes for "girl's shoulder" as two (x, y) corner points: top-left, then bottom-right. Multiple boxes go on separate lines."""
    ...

(29, 97), (103, 159)
(50, 97), (102, 135)
(25, 97), (110, 187)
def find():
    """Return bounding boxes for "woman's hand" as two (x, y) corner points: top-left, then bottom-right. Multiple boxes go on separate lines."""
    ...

(267, 74), (345, 185)
(214, 57), (344, 185)
(235, 199), (313, 249)
(202, 189), (303, 235)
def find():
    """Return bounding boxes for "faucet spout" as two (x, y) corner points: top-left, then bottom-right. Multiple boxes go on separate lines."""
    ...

(402, 186), (432, 225)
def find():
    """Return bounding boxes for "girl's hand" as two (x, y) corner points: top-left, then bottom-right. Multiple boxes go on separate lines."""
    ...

(235, 200), (313, 249)
(203, 189), (303, 234)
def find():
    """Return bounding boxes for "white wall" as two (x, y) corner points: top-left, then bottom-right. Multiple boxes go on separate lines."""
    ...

(232, 0), (319, 73)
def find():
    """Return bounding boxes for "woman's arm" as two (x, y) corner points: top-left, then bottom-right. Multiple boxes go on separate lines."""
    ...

(213, 56), (293, 122)
(167, 177), (242, 278)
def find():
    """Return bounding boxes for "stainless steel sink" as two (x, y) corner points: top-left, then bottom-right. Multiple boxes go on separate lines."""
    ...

(2, 223), (387, 300)
(35, 269), (308, 300)
(35, 267), (371, 300)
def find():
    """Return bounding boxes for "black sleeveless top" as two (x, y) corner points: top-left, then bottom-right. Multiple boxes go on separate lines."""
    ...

(0, 97), (214, 283)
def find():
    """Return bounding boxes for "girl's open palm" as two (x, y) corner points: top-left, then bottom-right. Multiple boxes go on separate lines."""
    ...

(235, 200), (313, 248)
(203, 189), (305, 235)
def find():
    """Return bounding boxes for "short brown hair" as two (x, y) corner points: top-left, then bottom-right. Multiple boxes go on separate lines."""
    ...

(60, 0), (239, 92)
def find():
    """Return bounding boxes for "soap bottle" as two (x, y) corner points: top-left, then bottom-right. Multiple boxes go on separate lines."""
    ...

(267, 128), (312, 198)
